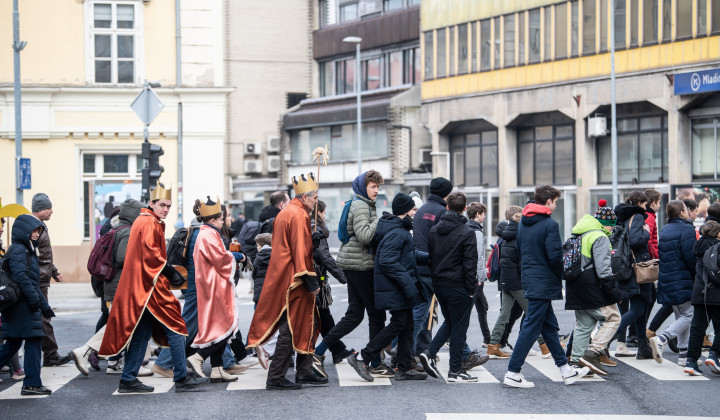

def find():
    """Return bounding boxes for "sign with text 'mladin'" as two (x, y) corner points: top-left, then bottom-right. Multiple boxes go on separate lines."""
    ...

(674, 68), (720, 95)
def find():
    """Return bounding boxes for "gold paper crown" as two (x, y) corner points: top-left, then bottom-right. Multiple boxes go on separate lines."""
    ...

(199, 196), (222, 217)
(292, 172), (318, 195)
(150, 181), (172, 201)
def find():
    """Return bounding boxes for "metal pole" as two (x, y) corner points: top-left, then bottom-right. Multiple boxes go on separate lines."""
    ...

(13, 0), (25, 205)
(177, 102), (183, 225)
(356, 43), (362, 174)
(610, 0), (618, 207)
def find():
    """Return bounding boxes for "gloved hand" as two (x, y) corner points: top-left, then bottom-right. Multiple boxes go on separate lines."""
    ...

(42, 307), (56, 318)
(162, 264), (186, 287)
(232, 252), (245, 263)
(311, 231), (325, 249)
(301, 274), (320, 293)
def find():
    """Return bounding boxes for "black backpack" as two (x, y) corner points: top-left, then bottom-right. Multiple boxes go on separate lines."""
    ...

(166, 226), (198, 267)
(239, 218), (274, 256)
(0, 244), (29, 312)
(609, 221), (633, 281)
(703, 242), (720, 289)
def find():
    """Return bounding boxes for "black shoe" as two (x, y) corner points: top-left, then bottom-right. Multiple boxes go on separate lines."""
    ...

(627, 336), (638, 348)
(21, 386), (52, 396)
(462, 353), (489, 371)
(347, 353), (374, 382)
(118, 379), (154, 393)
(43, 354), (72, 367)
(332, 348), (354, 364)
(395, 368), (428, 380)
(174, 375), (209, 393)
(295, 374), (329, 386)
(636, 347), (654, 360)
(668, 336), (679, 354)
(266, 378), (302, 390)
(419, 351), (439, 379)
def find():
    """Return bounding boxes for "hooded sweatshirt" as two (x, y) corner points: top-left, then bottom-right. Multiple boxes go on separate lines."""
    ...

(428, 211), (478, 295)
(517, 203), (563, 300)
(105, 199), (144, 302)
(337, 172), (378, 272)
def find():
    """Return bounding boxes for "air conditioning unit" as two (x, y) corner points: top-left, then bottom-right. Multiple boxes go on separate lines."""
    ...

(267, 155), (281, 173)
(245, 142), (261, 155)
(588, 114), (608, 137)
(418, 149), (432, 165)
(267, 136), (280, 153)
(244, 159), (263, 174)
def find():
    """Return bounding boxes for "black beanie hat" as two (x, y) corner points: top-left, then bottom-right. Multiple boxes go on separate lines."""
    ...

(392, 193), (415, 215)
(430, 177), (453, 197)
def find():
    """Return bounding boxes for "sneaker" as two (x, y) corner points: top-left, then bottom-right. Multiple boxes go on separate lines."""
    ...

(346, 353), (374, 382)
(150, 363), (174, 378)
(539, 343), (552, 359)
(43, 354), (72, 367)
(615, 342), (636, 357)
(12, 369), (25, 380)
(411, 357), (424, 372)
(237, 355), (259, 369)
(684, 359), (704, 376)
(312, 354), (327, 378)
(447, 369), (478, 382)
(295, 373), (329, 386)
(569, 361), (594, 377)
(174, 375), (209, 392)
(419, 351), (440, 379)
(21, 386), (52, 396)
(627, 335), (638, 348)
(677, 351), (687, 367)
(138, 366), (154, 377)
(106, 359), (124, 374)
(526, 348), (536, 357)
(332, 348), (355, 364)
(649, 335), (666, 364)
(368, 363), (395, 378)
(579, 350), (608, 376)
(0, 366), (8, 372)
(256, 346), (270, 370)
(386, 345), (398, 358)
(598, 352), (617, 367)
(503, 371), (534, 388)
(487, 344), (510, 359)
(89, 351), (101, 371)
(266, 378), (301, 390)
(395, 368), (427, 380)
(667, 336), (679, 354)
(705, 351), (720, 375)
(562, 366), (590, 385)
(462, 353), (489, 371)
(118, 379), (154, 393)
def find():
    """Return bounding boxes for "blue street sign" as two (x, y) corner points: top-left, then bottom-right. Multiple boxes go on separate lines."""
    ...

(674, 68), (720, 95)
(17, 158), (31, 190)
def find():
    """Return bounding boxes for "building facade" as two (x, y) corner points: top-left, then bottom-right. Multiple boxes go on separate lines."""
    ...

(0, 0), (230, 281)
(421, 0), (720, 240)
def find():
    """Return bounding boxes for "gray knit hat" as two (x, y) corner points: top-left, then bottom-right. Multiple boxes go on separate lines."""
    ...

(32, 193), (52, 212)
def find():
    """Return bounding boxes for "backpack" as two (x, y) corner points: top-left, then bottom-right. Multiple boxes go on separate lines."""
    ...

(87, 226), (128, 282)
(703, 242), (720, 288)
(338, 197), (371, 244)
(239, 218), (274, 257)
(166, 226), (198, 267)
(609, 221), (633, 281)
(0, 244), (29, 312)
(562, 234), (583, 282)
(486, 238), (503, 282)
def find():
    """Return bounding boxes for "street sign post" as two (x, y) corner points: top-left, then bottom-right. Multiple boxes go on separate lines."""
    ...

(17, 157), (31, 190)
(131, 81), (165, 202)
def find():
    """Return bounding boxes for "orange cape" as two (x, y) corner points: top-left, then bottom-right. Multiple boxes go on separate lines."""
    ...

(247, 199), (319, 354)
(99, 208), (187, 357)
(192, 225), (238, 348)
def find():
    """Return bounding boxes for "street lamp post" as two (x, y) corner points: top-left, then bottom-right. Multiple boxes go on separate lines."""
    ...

(610, 1), (618, 207)
(343, 36), (362, 174)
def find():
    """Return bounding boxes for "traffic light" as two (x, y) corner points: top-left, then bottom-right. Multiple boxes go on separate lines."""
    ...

(141, 141), (164, 202)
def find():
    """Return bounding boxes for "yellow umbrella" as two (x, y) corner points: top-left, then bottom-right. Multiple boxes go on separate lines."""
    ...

(0, 198), (31, 248)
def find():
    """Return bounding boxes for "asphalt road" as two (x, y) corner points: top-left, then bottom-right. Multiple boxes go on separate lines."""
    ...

(0, 279), (717, 420)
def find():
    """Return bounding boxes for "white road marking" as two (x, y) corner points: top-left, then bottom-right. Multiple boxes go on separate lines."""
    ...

(225, 365), (269, 390)
(0, 365), (79, 399)
(610, 351), (710, 381)
(426, 415), (710, 420)
(524, 355), (605, 382)
(335, 360), (391, 386)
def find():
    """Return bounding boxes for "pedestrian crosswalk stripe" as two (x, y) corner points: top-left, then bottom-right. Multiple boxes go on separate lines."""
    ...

(112, 374), (176, 395)
(0, 365), (78, 400)
(225, 365), (269, 390)
(425, 414), (710, 420)
(435, 352), (498, 384)
(610, 351), (710, 381)
(524, 355), (605, 382)
(335, 360), (391, 386)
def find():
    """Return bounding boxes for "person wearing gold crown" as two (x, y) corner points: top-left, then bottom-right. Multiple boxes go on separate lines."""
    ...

(185, 196), (245, 382)
(99, 181), (208, 393)
(247, 172), (326, 390)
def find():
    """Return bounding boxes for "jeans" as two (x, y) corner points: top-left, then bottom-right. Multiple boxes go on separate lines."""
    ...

(362, 309), (414, 371)
(411, 275), (433, 355)
(122, 310), (188, 382)
(648, 303), (674, 332)
(660, 301), (694, 350)
(687, 304), (720, 361)
(615, 295), (648, 344)
(268, 312), (313, 382)
(474, 283), (491, 343)
(508, 299), (567, 373)
(156, 291), (198, 370)
(571, 305), (621, 362)
(0, 337), (42, 387)
(427, 286), (474, 373)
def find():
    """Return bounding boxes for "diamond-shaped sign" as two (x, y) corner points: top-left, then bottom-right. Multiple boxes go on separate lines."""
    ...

(131, 87), (164, 125)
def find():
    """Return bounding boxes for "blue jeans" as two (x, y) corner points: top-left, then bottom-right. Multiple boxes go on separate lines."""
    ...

(412, 275), (434, 354)
(508, 299), (567, 373)
(0, 337), (42, 387)
(155, 291), (198, 370)
(426, 286), (474, 373)
(122, 310), (188, 382)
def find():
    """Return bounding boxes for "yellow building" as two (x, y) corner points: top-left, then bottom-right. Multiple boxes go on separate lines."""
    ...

(421, 0), (720, 239)
(0, 0), (230, 281)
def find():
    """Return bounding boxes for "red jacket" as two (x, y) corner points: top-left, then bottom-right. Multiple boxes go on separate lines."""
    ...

(646, 210), (658, 259)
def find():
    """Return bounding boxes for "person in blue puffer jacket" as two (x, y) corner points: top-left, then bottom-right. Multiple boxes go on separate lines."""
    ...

(649, 200), (697, 365)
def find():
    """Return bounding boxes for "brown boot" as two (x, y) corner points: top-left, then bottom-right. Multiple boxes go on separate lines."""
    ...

(539, 343), (551, 359)
(598, 350), (618, 367)
(646, 329), (656, 339)
(487, 344), (510, 359)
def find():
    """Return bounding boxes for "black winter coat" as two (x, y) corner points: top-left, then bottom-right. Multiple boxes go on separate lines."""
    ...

(311, 220), (347, 284)
(517, 204), (563, 300)
(428, 211), (478, 295)
(252, 247), (271, 304)
(657, 218), (697, 305)
(692, 235), (720, 306)
(498, 220), (522, 292)
(1, 214), (49, 339)
(414, 194), (447, 277)
(614, 203), (653, 303)
(373, 213), (425, 310)
(565, 234), (622, 310)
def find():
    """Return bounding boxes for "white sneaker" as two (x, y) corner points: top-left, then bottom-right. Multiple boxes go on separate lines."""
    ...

(649, 336), (666, 364)
(138, 366), (154, 377)
(237, 356), (259, 369)
(503, 371), (534, 388)
(562, 366), (590, 385)
(106, 359), (124, 374)
(615, 342), (636, 357)
(256, 346), (270, 370)
(526, 348), (536, 357)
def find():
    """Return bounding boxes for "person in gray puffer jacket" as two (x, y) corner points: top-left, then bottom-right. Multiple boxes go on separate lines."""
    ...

(313, 170), (387, 371)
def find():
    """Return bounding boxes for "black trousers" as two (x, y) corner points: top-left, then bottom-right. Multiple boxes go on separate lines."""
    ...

(688, 304), (720, 361)
(318, 305), (347, 356)
(95, 297), (109, 333)
(40, 285), (60, 361)
(362, 309), (413, 371)
(230, 330), (247, 361)
(197, 337), (230, 368)
(648, 304), (674, 332)
(474, 283), (491, 343)
(322, 270), (386, 349)
(268, 312), (313, 382)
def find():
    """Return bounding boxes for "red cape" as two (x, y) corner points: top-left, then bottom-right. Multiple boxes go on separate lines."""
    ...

(99, 208), (187, 357)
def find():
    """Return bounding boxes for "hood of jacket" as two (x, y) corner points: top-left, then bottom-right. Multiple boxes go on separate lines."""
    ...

(259, 205), (281, 222)
(614, 203), (648, 224)
(374, 212), (411, 242)
(118, 198), (144, 226)
(434, 211), (468, 235)
(352, 172), (371, 200)
(466, 220), (483, 232)
(572, 214), (611, 258)
(12, 214), (44, 247)
(499, 220), (518, 241)
(495, 219), (509, 237)
(426, 194), (447, 207)
(694, 235), (719, 258)
(521, 203), (553, 226)
(189, 217), (203, 228)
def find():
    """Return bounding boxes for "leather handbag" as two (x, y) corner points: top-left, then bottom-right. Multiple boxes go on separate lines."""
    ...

(633, 254), (659, 284)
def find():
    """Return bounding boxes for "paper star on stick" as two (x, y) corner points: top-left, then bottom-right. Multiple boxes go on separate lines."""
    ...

(312, 145), (329, 166)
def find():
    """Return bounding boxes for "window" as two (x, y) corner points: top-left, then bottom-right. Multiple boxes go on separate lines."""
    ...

(339, 2), (358, 22)
(698, 0), (708, 35)
(692, 118), (720, 180)
(320, 61), (332, 96)
(571, 1), (579, 56)
(450, 130), (499, 187)
(471, 22), (478, 72)
(544, 6), (553, 60)
(384, 0), (403, 11)
(556, 2), (569, 59)
(290, 122), (388, 164)
(362, 57), (381, 91)
(335, 58), (355, 94)
(494, 17), (501, 68)
(504, 14), (515, 67)
(388, 51), (403, 86)
(424, 31), (434, 79)
(713, 0), (720, 33)
(643, 0), (659, 44)
(630, 0), (639, 46)
(458, 23), (469, 74)
(89, 2), (139, 84)
(449, 27), (455, 75)
(676, 0), (693, 38)
(529, 9), (541, 62)
(480, 19), (492, 70)
(615, 0), (626, 47)
(518, 124), (575, 186)
(103, 155), (129, 174)
(407, 47), (421, 84)
(437, 28), (447, 77)
(600, 0), (609, 50)
(597, 116), (668, 183)
(662, 0), (672, 41)
(583, 0), (596, 54)
(518, 11), (526, 65)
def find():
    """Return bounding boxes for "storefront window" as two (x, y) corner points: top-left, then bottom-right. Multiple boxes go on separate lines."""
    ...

(290, 122), (388, 164)
(450, 130), (499, 188)
(692, 117), (720, 180)
(517, 124), (575, 186)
